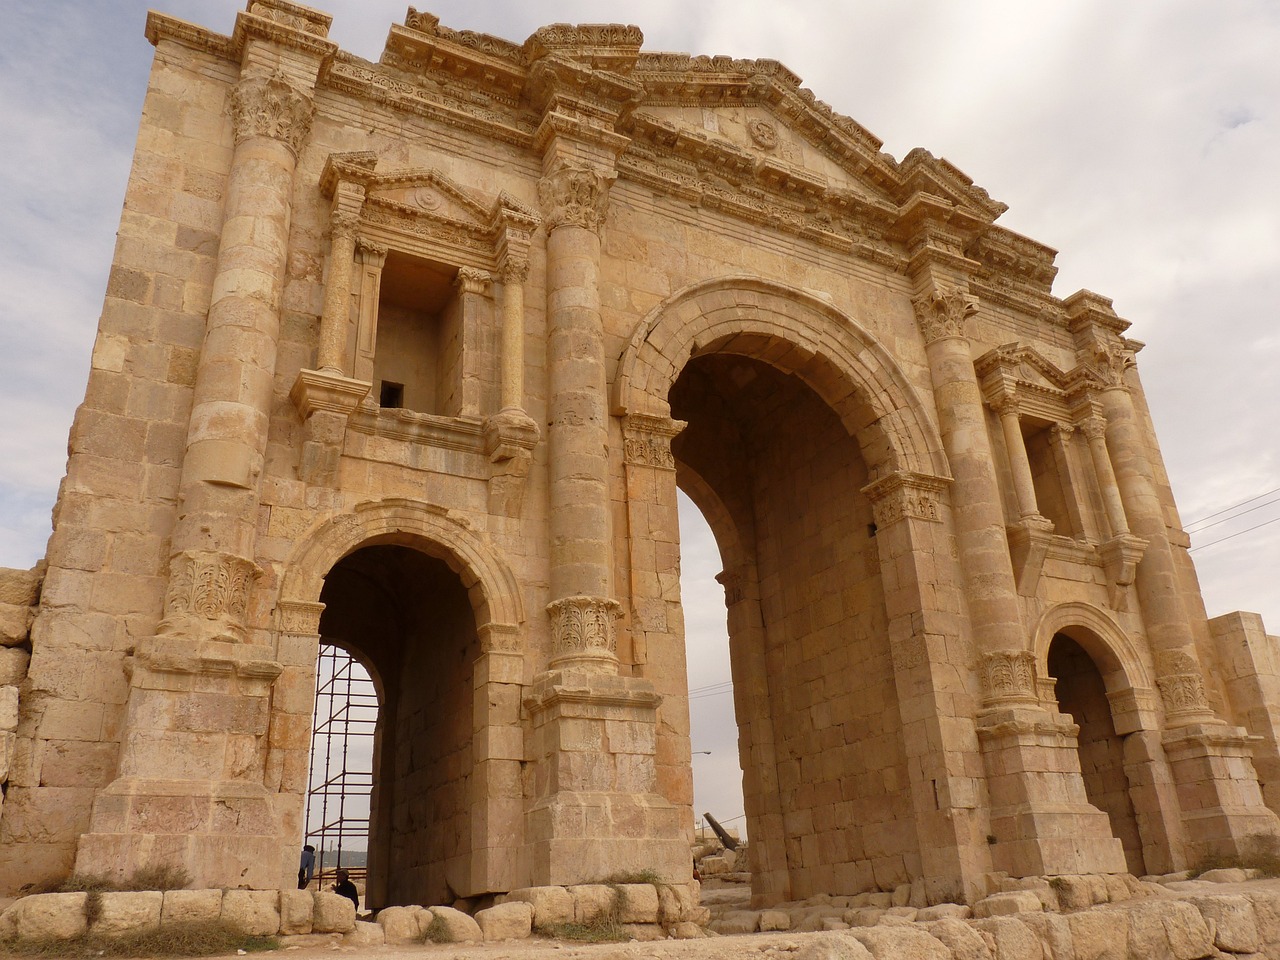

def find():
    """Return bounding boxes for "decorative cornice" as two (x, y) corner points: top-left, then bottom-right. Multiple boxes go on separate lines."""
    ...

(230, 72), (314, 156)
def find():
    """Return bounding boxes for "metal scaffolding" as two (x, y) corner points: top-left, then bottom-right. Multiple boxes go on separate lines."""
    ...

(304, 644), (378, 882)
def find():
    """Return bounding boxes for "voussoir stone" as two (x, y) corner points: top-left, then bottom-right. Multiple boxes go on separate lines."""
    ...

(93, 891), (162, 935)
(475, 900), (532, 940)
(220, 889), (280, 936)
(311, 890), (356, 933)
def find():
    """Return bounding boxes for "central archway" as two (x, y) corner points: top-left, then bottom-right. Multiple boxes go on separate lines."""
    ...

(616, 278), (976, 903)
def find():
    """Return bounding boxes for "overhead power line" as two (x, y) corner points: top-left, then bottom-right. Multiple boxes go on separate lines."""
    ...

(1184, 486), (1280, 530)
(1185, 497), (1280, 535)
(1189, 515), (1280, 553)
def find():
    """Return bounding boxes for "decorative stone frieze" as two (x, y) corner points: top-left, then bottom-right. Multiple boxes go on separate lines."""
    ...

(537, 162), (614, 233)
(275, 599), (325, 636)
(623, 414), (685, 469)
(861, 471), (948, 527)
(229, 72), (314, 155)
(979, 650), (1039, 706)
(912, 287), (978, 344)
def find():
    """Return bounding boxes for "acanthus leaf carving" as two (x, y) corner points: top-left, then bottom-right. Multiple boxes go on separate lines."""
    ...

(861, 472), (948, 528)
(912, 287), (978, 344)
(538, 162), (614, 233)
(980, 649), (1038, 705)
(547, 595), (621, 662)
(230, 72), (314, 156)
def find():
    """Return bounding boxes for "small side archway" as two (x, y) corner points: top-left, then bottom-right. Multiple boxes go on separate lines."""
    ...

(270, 498), (527, 905)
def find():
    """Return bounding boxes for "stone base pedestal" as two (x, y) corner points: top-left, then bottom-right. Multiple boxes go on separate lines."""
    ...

(1163, 722), (1280, 861)
(76, 778), (290, 890)
(524, 669), (690, 886)
(978, 706), (1128, 876)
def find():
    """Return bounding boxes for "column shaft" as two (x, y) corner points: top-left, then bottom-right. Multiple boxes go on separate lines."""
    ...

(997, 401), (1040, 520)
(317, 211), (358, 373)
(1082, 416), (1131, 537)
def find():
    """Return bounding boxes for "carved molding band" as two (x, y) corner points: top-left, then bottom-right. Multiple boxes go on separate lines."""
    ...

(547, 595), (621, 662)
(230, 72), (314, 155)
(538, 162), (614, 233)
(276, 599), (325, 636)
(861, 471), (948, 527)
(165, 550), (262, 629)
(478, 622), (522, 654)
(912, 287), (978, 344)
(980, 649), (1039, 706)
(623, 413), (686, 469)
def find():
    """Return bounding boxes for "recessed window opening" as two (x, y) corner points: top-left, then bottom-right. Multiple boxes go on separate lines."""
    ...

(378, 380), (404, 409)
(373, 251), (460, 416)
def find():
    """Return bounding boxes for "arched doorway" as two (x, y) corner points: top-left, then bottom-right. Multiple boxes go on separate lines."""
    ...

(316, 543), (480, 908)
(671, 351), (913, 900)
(1047, 632), (1146, 875)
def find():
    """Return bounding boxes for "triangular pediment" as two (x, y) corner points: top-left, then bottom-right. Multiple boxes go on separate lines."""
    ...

(363, 168), (492, 230)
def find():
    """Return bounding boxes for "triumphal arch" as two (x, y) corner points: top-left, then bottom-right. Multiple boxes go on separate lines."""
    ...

(2, 0), (1278, 908)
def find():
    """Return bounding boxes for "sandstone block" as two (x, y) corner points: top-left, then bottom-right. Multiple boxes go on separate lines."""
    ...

(1196, 867), (1248, 883)
(220, 889), (279, 936)
(891, 882), (912, 907)
(0, 650), (29, 687)
(311, 891), (356, 933)
(0, 603), (28, 645)
(569, 884), (616, 923)
(852, 925), (950, 959)
(93, 891), (162, 935)
(13, 892), (88, 940)
(1126, 899), (1214, 960)
(475, 901), (532, 940)
(0, 687), (18, 732)
(506, 885), (573, 928)
(973, 891), (1043, 918)
(710, 910), (759, 934)
(795, 932), (874, 960)
(925, 917), (992, 960)
(1188, 894), (1259, 953)
(656, 881), (695, 923)
(344, 919), (384, 945)
(376, 905), (420, 943)
(759, 908), (791, 931)
(429, 904), (482, 942)
(1051, 874), (1093, 911)
(843, 907), (886, 927)
(616, 883), (659, 923)
(278, 889), (313, 935)
(917, 903), (971, 921)
(972, 916), (1042, 960)
(1103, 874), (1131, 903)
(1066, 908), (1127, 960)
(620, 922), (666, 940)
(1248, 888), (1280, 943)
(161, 888), (222, 925)
(0, 568), (42, 607)
(669, 920), (708, 939)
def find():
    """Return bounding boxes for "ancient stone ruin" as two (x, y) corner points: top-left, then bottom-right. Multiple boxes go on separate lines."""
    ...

(1, 0), (1278, 919)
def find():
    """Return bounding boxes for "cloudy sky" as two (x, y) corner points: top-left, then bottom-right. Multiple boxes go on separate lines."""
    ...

(3, 2), (1277, 839)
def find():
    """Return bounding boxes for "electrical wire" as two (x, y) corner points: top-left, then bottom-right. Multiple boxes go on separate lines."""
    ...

(1189, 514), (1280, 553)
(1184, 486), (1280, 530)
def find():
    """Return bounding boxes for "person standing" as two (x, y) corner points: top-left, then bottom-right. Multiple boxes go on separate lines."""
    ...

(298, 844), (316, 889)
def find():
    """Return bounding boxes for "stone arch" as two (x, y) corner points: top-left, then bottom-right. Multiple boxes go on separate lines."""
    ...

(276, 497), (525, 641)
(613, 275), (949, 479)
(1033, 600), (1151, 697)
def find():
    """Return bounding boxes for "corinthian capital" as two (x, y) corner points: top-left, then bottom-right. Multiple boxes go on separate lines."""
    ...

(537, 162), (614, 233)
(912, 287), (978, 344)
(230, 72), (314, 156)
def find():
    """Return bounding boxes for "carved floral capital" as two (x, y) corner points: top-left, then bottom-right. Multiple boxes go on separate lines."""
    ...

(861, 471), (948, 528)
(547, 595), (621, 664)
(161, 550), (262, 642)
(623, 413), (686, 469)
(455, 266), (491, 296)
(912, 288), (978, 344)
(230, 72), (314, 156)
(538, 162), (614, 233)
(980, 649), (1039, 706)
(330, 209), (361, 241)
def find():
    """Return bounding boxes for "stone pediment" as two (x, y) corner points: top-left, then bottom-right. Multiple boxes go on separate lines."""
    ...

(975, 342), (1106, 419)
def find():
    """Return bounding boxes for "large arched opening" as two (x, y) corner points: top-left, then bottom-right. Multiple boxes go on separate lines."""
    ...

(618, 278), (956, 902)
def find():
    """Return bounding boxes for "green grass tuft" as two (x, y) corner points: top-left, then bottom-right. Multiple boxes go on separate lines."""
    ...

(0, 920), (277, 957)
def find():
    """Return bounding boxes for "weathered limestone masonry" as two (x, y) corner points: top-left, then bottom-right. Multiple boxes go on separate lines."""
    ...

(1, 0), (1278, 911)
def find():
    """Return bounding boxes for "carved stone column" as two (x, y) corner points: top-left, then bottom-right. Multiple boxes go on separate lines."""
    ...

(317, 209), (360, 374)
(77, 5), (337, 888)
(1080, 414), (1147, 606)
(1046, 422), (1093, 540)
(484, 250), (540, 517)
(993, 395), (1041, 522)
(912, 286), (1125, 875)
(1069, 293), (1280, 859)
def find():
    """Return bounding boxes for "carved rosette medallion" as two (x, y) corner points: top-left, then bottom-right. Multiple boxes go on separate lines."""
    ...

(230, 73), (314, 156)
(537, 162), (614, 233)
(861, 471), (948, 528)
(623, 414), (686, 470)
(547, 595), (621, 667)
(162, 550), (263, 640)
(980, 649), (1039, 706)
(912, 288), (978, 344)
(748, 119), (778, 149)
